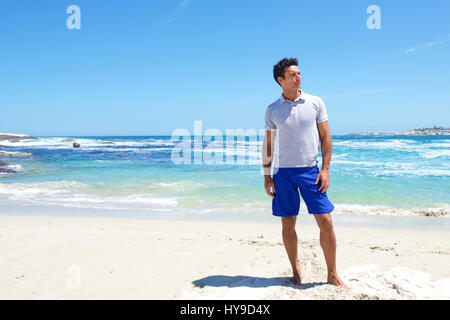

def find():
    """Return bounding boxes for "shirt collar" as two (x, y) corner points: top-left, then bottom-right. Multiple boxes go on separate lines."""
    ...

(280, 90), (304, 103)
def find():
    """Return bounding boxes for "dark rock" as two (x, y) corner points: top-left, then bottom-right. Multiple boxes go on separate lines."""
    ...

(0, 166), (16, 174)
(73, 142), (80, 148)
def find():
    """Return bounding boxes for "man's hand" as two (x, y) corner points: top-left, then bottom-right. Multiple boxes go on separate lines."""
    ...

(315, 169), (330, 193)
(264, 176), (276, 199)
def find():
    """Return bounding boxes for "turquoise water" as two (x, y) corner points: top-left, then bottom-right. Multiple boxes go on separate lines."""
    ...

(0, 135), (448, 217)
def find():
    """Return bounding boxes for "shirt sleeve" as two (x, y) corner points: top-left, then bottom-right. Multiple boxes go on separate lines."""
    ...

(265, 107), (276, 130)
(316, 97), (329, 123)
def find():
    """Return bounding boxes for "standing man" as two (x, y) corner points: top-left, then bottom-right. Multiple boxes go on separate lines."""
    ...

(262, 57), (348, 289)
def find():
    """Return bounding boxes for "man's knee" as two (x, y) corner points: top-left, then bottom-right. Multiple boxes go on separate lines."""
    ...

(314, 214), (333, 232)
(281, 216), (297, 234)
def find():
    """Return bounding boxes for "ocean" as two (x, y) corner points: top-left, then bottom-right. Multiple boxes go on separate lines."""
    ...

(0, 135), (449, 218)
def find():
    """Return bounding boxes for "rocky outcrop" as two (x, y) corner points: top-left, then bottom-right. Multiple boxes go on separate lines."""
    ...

(0, 151), (32, 157)
(0, 134), (37, 141)
(0, 133), (34, 175)
(73, 142), (80, 148)
(0, 166), (16, 174)
(0, 160), (16, 174)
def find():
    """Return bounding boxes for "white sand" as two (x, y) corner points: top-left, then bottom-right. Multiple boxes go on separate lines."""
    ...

(1, 213), (449, 300)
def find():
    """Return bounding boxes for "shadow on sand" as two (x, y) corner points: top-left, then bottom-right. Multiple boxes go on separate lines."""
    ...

(193, 275), (327, 290)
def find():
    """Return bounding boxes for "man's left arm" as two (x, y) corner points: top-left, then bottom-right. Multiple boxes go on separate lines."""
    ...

(315, 120), (332, 193)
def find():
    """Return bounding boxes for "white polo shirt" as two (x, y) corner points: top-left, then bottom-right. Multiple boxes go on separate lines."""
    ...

(264, 90), (329, 168)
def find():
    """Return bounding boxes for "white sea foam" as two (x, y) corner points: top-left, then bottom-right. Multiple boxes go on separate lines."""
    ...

(0, 181), (178, 211)
(373, 168), (450, 177)
(334, 139), (450, 159)
(80, 147), (174, 153)
(420, 140), (450, 148)
(0, 181), (447, 217)
(0, 181), (84, 197)
(0, 150), (29, 155)
(201, 147), (261, 160)
(332, 159), (450, 176)
(0, 137), (177, 149)
(332, 153), (350, 159)
(421, 149), (450, 158)
(333, 160), (385, 166)
(5, 164), (22, 171)
(334, 139), (417, 150)
(0, 137), (67, 148)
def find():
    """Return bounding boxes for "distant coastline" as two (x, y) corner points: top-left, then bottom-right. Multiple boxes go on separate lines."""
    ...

(343, 127), (450, 136)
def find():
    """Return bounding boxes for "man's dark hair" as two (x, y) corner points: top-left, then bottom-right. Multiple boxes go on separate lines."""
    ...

(273, 57), (298, 86)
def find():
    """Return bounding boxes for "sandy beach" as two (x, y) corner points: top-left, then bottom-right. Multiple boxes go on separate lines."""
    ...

(1, 207), (449, 300)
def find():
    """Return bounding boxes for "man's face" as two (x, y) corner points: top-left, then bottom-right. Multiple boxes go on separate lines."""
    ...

(278, 65), (301, 91)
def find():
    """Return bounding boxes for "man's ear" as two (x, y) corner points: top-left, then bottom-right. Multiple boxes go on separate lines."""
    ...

(277, 76), (284, 86)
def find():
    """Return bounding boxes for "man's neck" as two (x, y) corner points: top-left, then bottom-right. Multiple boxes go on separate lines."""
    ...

(282, 89), (301, 102)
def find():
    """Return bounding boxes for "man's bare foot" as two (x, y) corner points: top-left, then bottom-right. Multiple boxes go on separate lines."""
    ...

(328, 273), (350, 290)
(291, 271), (302, 285)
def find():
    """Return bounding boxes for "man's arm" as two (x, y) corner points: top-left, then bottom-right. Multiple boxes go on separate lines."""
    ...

(263, 129), (276, 198)
(315, 121), (332, 193)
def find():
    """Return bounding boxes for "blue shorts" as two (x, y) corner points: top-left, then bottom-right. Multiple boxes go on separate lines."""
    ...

(272, 166), (334, 217)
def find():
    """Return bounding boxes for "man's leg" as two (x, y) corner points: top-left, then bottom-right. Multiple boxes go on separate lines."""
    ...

(281, 216), (302, 285)
(313, 214), (349, 289)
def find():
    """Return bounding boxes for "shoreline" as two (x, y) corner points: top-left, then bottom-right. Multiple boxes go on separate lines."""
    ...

(0, 200), (449, 231)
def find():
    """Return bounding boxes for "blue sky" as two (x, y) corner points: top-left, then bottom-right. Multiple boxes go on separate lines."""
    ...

(1, 0), (449, 136)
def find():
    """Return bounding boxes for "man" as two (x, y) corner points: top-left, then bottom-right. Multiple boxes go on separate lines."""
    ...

(262, 57), (348, 289)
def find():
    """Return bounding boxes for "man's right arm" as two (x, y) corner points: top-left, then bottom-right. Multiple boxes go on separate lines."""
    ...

(263, 129), (276, 198)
